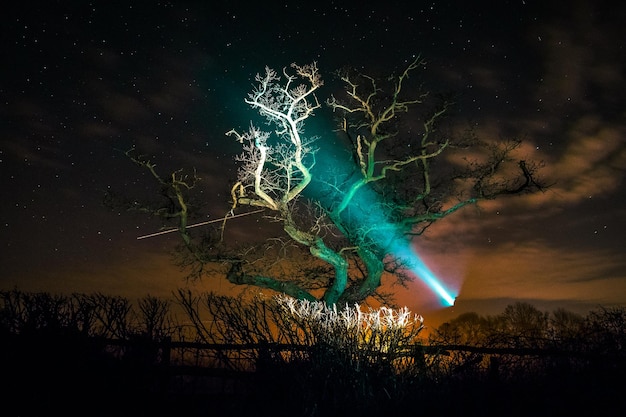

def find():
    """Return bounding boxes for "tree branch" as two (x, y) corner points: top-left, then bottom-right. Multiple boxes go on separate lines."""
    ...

(226, 262), (316, 301)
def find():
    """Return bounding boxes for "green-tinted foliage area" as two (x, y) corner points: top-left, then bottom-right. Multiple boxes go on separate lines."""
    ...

(1, 291), (625, 417)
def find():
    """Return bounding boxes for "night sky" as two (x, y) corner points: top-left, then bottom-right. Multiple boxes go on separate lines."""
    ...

(2, 1), (625, 327)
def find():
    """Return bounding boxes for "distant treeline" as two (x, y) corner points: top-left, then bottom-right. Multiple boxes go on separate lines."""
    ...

(1, 288), (625, 417)
(2, 288), (625, 349)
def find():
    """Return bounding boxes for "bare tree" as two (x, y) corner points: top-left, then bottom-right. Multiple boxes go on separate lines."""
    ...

(122, 57), (547, 306)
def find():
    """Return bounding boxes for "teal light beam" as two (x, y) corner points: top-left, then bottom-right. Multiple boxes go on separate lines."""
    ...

(389, 242), (456, 306)
(305, 127), (457, 306)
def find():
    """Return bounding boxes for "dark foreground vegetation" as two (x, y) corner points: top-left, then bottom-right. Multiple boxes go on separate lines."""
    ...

(1, 289), (625, 417)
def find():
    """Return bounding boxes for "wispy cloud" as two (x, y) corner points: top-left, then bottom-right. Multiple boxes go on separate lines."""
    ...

(459, 240), (626, 302)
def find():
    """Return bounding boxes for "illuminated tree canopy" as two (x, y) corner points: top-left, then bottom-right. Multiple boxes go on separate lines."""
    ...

(121, 57), (547, 306)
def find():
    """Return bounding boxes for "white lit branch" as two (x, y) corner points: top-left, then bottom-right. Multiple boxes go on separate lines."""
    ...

(227, 63), (323, 212)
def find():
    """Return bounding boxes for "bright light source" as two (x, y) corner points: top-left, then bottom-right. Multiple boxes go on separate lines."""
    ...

(390, 242), (456, 306)
(408, 255), (456, 306)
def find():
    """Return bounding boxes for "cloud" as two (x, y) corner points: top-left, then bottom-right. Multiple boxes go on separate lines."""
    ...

(427, 0), (626, 238)
(545, 118), (626, 201)
(459, 240), (626, 305)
